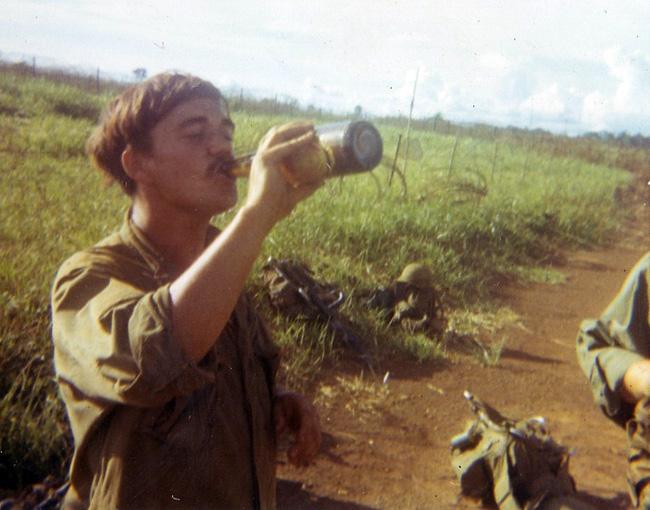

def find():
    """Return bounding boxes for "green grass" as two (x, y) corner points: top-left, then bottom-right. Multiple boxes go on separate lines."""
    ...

(0, 68), (638, 492)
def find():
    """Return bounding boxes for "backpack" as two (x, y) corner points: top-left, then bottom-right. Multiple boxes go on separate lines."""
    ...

(450, 392), (591, 510)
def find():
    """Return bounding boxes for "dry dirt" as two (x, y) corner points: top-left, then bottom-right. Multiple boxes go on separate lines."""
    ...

(277, 233), (649, 509)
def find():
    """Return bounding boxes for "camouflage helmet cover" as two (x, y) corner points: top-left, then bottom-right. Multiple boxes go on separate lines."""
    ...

(396, 263), (434, 289)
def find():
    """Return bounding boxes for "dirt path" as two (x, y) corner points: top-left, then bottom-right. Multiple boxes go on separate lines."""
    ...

(277, 240), (648, 509)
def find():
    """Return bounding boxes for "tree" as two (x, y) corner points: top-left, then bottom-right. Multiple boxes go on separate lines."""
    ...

(133, 68), (147, 81)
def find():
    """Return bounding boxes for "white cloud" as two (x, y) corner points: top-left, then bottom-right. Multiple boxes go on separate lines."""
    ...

(2, 0), (650, 134)
(519, 84), (566, 117)
(604, 48), (650, 114)
(435, 84), (458, 113)
(582, 91), (610, 132)
(296, 78), (346, 110)
(397, 68), (421, 104)
(479, 52), (512, 72)
(576, 48), (650, 133)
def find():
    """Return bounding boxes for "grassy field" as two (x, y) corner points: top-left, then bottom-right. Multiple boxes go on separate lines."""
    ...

(0, 68), (639, 490)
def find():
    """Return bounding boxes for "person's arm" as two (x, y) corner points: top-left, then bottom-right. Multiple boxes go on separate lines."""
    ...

(576, 253), (650, 424)
(170, 122), (323, 362)
(52, 256), (213, 407)
(622, 359), (650, 403)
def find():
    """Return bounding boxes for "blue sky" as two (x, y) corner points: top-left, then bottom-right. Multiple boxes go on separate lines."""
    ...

(2, 0), (649, 135)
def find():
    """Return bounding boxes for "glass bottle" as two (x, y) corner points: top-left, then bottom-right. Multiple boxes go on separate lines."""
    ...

(225, 120), (383, 187)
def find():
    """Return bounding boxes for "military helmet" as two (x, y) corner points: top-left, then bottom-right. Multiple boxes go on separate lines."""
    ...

(396, 263), (434, 289)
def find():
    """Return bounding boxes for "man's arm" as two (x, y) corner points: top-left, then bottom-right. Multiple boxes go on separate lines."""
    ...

(576, 253), (650, 423)
(623, 359), (650, 403)
(170, 122), (323, 362)
(52, 258), (214, 407)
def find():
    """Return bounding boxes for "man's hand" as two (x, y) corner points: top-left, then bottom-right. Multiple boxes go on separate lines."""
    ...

(274, 391), (321, 467)
(622, 359), (650, 403)
(244, 122), (324, 230)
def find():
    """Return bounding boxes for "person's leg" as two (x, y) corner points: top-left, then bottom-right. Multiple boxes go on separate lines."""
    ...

(627, 398), (650, 508)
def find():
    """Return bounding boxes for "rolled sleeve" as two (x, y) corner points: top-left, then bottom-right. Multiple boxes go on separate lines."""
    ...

(577, 319), (644, 424)
(53, 256), (214, 408)
(576, 253), (650, 426)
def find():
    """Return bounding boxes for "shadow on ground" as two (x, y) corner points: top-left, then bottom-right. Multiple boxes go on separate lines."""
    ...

(500, 347), (563, 365)
(575, 491), (630, 510)
(278, 480), (377, 510)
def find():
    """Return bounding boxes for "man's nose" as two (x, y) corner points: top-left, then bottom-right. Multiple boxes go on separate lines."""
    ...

(207, 132), (232, 157)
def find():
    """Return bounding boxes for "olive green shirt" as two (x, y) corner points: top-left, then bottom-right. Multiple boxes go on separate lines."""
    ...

(52, 216), (280, 509)
(576, 252), (650, 427)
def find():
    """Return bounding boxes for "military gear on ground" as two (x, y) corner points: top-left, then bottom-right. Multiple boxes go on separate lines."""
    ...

(262, 257), (369, 365)
(627, 397), (650, 508)
(366, 263), (445, 336)
(396, 263), (435, 289)
(450, 392), (591, 510)
(397, 262), (433, 289)
(262, 258), (343, 319)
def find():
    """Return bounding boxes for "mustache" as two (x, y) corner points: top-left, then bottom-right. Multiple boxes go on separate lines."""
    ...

(209, 152), (254, 175)
(207, 154), (236, 174)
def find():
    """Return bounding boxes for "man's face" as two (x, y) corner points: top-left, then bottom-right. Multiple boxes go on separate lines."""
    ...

(137, 96), (237, 217)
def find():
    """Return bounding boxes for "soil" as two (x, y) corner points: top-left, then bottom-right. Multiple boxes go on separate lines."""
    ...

(277, 227), (649, 509)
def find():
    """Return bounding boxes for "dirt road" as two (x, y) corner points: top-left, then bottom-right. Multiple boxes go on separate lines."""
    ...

(278, 239), (648, 509)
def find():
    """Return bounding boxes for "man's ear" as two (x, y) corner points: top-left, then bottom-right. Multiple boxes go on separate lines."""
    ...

(121, 145), (153, 185)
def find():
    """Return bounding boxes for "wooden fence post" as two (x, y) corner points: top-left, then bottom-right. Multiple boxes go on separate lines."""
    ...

(521, 139), (530, 179)
(389, 134), (402, 187)
(491, 141), (499, 181)
(447, 135), (459, 179)
(402, 67), (419, 178)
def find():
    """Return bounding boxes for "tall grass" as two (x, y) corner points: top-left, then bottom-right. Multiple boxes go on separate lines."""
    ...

(0, 68), (637, 492)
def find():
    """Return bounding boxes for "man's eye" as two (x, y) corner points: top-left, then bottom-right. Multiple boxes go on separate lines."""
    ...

(184, 130), (232, 142)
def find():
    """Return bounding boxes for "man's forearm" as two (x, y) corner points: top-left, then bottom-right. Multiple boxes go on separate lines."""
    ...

(169, 122), (322, 363)
(169, 205), (273, 362)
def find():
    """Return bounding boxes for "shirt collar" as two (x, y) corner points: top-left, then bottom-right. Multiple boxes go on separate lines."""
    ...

(119, 209), (222, 283)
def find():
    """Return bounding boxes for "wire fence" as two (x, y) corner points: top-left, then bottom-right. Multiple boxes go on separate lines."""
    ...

(0, 54), (133, 95)
(2, 53), (648, 198)
(382, 122), (650, 197)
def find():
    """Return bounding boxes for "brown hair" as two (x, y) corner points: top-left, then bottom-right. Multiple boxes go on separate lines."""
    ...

(86, 72), (224, 195)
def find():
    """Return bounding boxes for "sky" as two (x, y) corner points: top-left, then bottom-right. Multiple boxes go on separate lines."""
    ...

(2, 0), (649, 136)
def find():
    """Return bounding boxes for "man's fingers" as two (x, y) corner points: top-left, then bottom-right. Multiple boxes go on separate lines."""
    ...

(289, 441), (319, 467)
(287, 411), (321, 467)
(288, 439), (318, 467)
(291, 178), (325, 200)
(261, 130), (318, 166)
(299, 431), (320, 460)
(274, 391), (321, 467)
(274, 409), (287, 435)
(260, 121), (314, 150)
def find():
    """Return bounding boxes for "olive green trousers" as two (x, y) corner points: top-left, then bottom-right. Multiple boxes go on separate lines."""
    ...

(627, 398), (650, 509)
